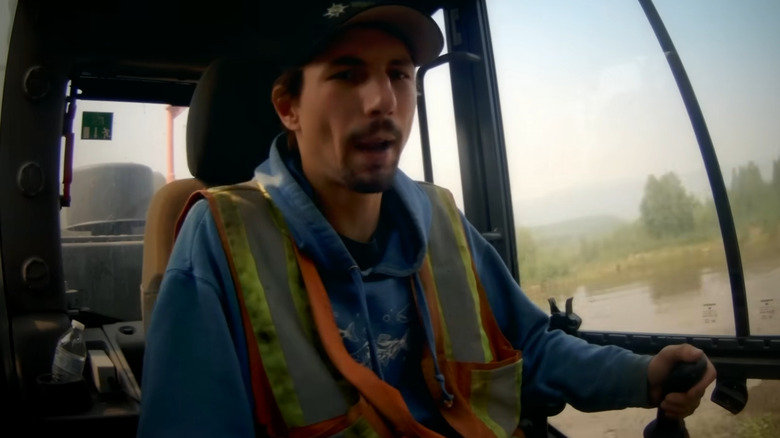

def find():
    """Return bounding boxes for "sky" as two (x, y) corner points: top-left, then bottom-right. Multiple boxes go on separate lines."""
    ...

(2, 0), (778, 226)
(399, 0), (780, 225)
(486, 0), (780, 224)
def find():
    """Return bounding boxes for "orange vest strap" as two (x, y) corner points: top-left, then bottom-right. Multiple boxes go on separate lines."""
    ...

(293, 244), (446, 438)
(470, 256), (518, 361)
(355, 397), (395, 438)
(286, 411), (348, 438)
(416, 260), (506, 438)
(185, 189), (289, 437)
(174, 189), (208, 239)
(286, 400), (394, 438)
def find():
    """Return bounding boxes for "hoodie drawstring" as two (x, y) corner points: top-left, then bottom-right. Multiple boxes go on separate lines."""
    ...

(347, 265), (453, 404)
(412, 273), (455, 406)
(350, 267), (385, 380)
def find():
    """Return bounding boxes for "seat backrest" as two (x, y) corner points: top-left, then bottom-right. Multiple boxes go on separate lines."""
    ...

(141, 178), (205, 329)
(186, 56), (282, 187)
(141, 56), (282, 331)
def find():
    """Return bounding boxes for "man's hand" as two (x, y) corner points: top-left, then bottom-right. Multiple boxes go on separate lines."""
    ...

(647, 344), (717, 418)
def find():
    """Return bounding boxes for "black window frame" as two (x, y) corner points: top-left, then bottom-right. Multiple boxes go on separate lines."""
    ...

(434, 0), (780, 387)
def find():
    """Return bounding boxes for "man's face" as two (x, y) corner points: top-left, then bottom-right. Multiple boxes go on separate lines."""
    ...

(291, 27), (416, 193)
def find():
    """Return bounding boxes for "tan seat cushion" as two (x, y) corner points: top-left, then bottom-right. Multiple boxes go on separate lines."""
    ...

(141, 178), (205, 332)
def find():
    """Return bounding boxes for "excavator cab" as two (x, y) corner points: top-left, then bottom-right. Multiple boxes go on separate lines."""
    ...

(0, 0), (778, 436)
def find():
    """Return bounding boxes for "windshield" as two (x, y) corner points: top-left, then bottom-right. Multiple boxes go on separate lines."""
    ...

(61, 100), (190, 321)
(483, 0), (779, 336)
(483, 0), (779, 435)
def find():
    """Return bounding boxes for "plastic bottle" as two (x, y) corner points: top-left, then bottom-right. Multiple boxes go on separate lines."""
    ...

(51, 319), (87, 382)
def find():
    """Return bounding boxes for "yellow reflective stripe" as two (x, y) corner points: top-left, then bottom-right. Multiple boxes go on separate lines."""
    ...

(421, 184), (487, 363)
(515, 362), (523, 430)
(469, 371), (507, 438)
(437, 188), (493, 362)
(285, 239), (316, 341)
(257, 186), (315, 341)
(213, 191), (306, 427)
(258, 185), (359, 409)
(471, 358), (524, 437)
(259, 187), (357, 404)
(424, 255), (454, 360)
(341, 417), (381, 438)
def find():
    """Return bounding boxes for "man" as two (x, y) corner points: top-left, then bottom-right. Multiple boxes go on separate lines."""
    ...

(139, 2), (716, 437)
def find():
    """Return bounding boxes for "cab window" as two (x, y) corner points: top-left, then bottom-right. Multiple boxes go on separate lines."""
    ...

(61, 100), (190, 321)
(400, 9), (464, 209)
(484, 0), (779, 435)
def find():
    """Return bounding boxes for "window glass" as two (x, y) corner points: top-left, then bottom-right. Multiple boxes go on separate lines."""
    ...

(486, 0), (779, 435)
(400, 9), (464, 210)
(60, 100), (190, 322)
(655, 0), (780, 337)
(0, 0), (18, 124)
(488, 0), (736, 336)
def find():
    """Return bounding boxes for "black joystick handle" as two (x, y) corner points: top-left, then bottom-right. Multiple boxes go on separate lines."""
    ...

(643, 355), (708, 438)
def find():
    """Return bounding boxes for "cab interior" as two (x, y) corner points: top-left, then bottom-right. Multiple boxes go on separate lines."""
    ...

(1, 0), (778, 437)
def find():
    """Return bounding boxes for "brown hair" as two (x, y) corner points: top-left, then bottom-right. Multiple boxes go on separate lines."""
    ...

(273, 68), (304, 149)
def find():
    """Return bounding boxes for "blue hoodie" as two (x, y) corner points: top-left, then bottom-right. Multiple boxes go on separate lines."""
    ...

(138, 136), (653, 437)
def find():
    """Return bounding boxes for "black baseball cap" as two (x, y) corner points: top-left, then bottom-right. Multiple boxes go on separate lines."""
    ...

(279, 1), (444, 68)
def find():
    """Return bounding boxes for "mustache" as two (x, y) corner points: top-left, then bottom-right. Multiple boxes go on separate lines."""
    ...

(347, 119), (403, 144)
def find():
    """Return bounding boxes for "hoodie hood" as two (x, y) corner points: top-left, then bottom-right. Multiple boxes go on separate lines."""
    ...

(254, 134), (432, 276)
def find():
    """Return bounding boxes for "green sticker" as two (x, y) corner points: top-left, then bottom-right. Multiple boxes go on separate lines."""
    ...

(81, 112), (113, 140)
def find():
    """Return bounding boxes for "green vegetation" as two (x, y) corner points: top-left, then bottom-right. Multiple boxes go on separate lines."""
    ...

(517, 158), (780, 301)
(640, 172), (697, 239)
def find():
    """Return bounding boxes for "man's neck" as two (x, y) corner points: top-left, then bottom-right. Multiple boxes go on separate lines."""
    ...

(314, 184), (383, 243)
(284, 145), (384, 243)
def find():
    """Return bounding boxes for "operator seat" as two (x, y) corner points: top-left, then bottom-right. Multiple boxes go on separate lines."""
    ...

(141, 56), (282, 331)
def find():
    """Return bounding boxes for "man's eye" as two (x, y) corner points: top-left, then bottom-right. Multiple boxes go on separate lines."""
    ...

(330, 70), (356, 81)
(390, 70), (411, 80)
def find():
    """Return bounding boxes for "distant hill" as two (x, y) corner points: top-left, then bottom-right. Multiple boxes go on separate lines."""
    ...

(512, 169), (720, 227)
(526, 215), (626, 246)
(513, 178), (645, 227)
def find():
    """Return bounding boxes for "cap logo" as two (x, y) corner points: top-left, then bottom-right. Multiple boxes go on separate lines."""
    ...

(324, 3), (349, 18)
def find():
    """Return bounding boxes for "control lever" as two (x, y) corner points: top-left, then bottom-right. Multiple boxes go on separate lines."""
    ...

(643, 356), (708, 438)
(711, 378), (748, 415)
(548, 297), (582, 336)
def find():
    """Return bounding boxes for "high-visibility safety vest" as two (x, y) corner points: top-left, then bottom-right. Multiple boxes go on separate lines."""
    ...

(179, 182), (525, 438)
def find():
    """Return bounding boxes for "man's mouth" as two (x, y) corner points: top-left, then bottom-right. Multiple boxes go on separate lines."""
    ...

(355, 137), (395, 151)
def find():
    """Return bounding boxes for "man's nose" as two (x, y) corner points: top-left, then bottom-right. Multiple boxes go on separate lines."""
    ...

(362, 74), (397, 117)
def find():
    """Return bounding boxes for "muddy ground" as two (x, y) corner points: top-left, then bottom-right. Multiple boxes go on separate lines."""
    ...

(549, 379), (780, 437)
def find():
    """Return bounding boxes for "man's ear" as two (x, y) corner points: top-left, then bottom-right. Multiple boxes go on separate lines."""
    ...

(272, 84), (300, 131)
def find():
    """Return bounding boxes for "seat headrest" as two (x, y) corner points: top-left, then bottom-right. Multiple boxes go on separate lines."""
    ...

(187, 56), (282, 186)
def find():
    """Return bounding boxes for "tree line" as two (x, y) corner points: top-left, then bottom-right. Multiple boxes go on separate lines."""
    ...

(516, 158), (780, 287)
(640, 159), (780, 240)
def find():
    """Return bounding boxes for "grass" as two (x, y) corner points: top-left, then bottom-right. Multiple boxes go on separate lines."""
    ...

(519, 224), (780, 308)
